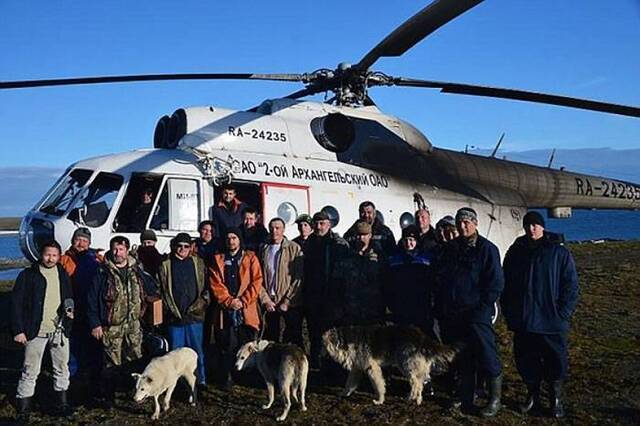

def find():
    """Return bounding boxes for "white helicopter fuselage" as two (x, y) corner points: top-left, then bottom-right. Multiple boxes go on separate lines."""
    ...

(19, 99), (525, 261)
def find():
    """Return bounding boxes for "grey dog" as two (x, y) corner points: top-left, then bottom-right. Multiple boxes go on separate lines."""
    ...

(236, 340), (309, 421)
(322, 325), (457, 405)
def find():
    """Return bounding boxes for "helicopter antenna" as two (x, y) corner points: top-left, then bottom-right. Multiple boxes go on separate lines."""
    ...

(547, 148), (557, 168)
(490, 132), (505, 157)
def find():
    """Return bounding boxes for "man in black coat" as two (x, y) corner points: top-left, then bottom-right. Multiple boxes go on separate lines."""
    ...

(303, 210), (350, 368)
(434, 207), (504, 416)
(11, 240), (74, 420)
(502, 211), (579, 418)
(344, 201), (396, 256)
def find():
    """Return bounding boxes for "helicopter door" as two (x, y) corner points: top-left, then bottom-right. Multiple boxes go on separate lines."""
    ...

(149, 176), (201, 251)
(260, 182), (310, 239)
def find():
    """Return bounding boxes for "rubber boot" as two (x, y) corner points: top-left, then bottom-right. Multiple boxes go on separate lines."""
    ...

(549, 380), (565, 418)
(519, 382), (541, 414)
(15, 397), (32, 423)
(479, 374), (502, 417)
(54, 390), (74, 417)
(457, 373), (476, 414)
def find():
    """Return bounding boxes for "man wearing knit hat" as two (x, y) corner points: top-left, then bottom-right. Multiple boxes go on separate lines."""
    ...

(209, 227), (263, 389)
(137, 229), (162, 279)
(386, 224), (436, 338)
(434, 206), (504, 416)
(60, 227), (102, 382)
(502, 211), (579, 418)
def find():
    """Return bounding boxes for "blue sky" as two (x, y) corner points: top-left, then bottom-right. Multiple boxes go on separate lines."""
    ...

(1, 0), (639, 168)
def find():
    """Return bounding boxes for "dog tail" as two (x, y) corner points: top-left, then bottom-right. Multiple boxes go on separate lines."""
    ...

(294, 356), (309, 397)
(422, 340), (459, 372)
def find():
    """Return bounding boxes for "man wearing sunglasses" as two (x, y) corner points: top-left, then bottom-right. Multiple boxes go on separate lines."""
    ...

(158, 233), (210, 391)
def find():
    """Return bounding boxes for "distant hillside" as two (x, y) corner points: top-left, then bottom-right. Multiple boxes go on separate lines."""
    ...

(476, 148), (640, 183)
(0, 148), (638, 217)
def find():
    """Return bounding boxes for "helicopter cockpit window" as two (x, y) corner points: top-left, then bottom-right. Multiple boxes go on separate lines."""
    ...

(39, 169), (92, 216)
(67, 172), (123, 228)
(150, 178), (200, 232)
(114, 174), (163, 232)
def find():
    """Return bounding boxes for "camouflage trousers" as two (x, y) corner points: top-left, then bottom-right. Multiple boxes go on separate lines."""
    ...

(102, 320), (143, 367)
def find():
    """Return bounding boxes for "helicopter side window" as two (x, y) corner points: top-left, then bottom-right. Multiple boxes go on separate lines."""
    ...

(68, 172), (123, 228)
(150, 178), (200, 232)
(114, 174), (163, 232)
(39, 169), (93, 216)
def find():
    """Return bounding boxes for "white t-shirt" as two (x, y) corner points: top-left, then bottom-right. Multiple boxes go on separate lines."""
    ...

(264, 243), (281, 297)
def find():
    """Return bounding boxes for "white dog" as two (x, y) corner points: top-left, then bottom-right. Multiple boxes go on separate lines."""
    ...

(236, 340), (309, 422)
(132, 347), (198, 420)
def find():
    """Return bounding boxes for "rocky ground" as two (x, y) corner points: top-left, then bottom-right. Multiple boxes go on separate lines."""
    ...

(0, 241), (639, 425)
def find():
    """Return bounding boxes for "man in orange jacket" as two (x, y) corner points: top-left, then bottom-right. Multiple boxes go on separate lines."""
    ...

(208, 227), (263, 389)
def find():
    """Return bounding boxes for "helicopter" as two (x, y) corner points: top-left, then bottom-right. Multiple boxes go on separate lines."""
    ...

(2, 0), (639, 261)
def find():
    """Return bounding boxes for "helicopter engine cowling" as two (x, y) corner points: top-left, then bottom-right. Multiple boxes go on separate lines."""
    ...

(154, 107), (229, 149)
(310, 113), (356, 153)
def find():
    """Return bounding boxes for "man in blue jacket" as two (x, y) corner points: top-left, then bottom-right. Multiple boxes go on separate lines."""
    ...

(502, 211), (579, 418)
(435, 207), (504, 417)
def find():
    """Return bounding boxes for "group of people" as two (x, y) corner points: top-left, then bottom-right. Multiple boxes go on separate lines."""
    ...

(10, 183), (580, 420)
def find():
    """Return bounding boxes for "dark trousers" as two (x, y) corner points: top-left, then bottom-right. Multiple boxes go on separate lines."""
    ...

(214, 325), (257, 380)
(305, 306), (329, 367)
(263, 307), (304, 348)
(440, 320), (502, 378)
(514, 331), (568, 384)
(69, 321), (102, 380)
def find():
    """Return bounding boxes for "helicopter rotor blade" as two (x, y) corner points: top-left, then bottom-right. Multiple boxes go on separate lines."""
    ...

(389, 78), (640, 118)
(0, 73), (309, 90)
(356, 0), (483, 71)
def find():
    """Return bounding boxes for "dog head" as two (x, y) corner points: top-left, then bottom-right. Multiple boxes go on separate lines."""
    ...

(131, 372), (155, 403)
(235, 340), (269, 370)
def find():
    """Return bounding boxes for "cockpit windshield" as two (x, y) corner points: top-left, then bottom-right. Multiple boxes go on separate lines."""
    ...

(39, 169), (93, 216)
(67, 172), (124, 228)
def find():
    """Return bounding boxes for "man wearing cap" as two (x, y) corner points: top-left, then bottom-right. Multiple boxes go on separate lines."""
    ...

(209, 227), (263, 388)
(158, 233), (210, 389)
(344, 201), (396, 256)
(386, 225), (436, 338)
(303, 210), (350, 368)
(434, 207), (504, 416)
(88, 236), (148, 406)
(258, 218), (304, 346)
(502, 211), (579, 418)
(137, 229), (163, 279)
(60, 227), (102, 380)
(293, 214), (313, 252)
(331, 221), (385, 327)
(415, 208), (438, 252)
